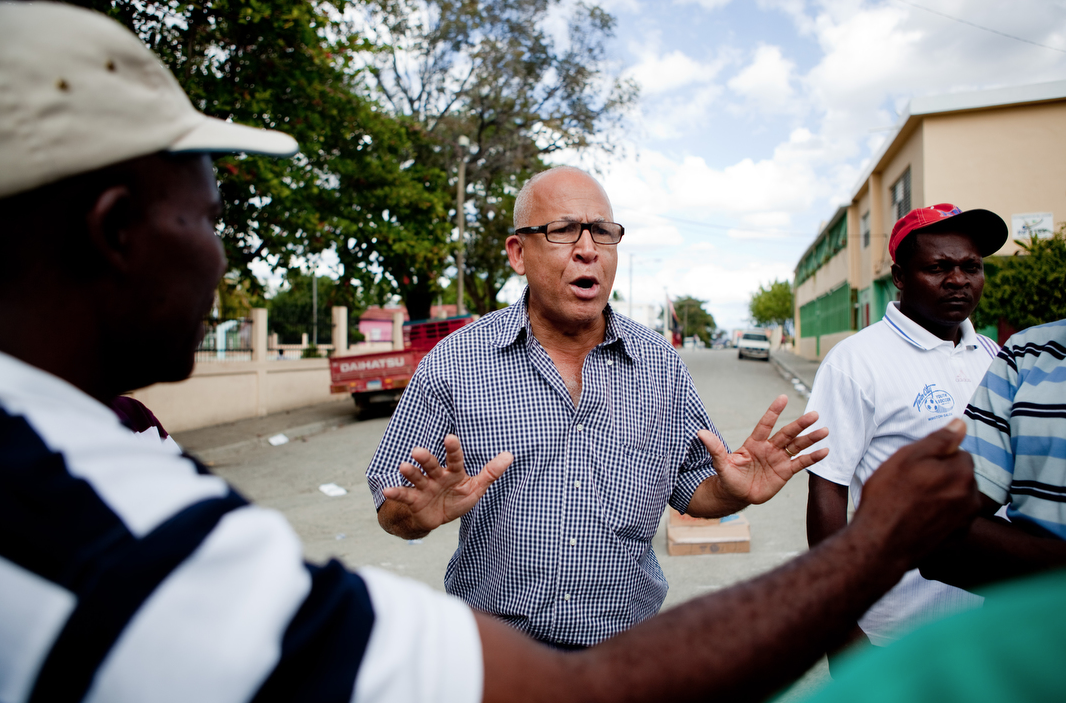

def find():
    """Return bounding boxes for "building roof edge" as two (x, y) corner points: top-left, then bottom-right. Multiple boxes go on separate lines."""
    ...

(848, 79), (1066, 200)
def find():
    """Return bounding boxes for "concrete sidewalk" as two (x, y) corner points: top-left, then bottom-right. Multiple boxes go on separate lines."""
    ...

(770, 348), (821, 398)
(172, 397), (356, 464)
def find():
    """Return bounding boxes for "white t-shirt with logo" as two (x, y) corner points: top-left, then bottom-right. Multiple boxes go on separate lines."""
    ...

(803, 301), (999, 645)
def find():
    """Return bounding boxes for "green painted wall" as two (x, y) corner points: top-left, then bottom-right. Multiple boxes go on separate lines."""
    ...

(799, 283), (853, 338)
(871, 277), (898, 324)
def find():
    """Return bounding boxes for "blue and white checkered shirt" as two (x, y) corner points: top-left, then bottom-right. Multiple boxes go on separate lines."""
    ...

(366, 292), (726, 645)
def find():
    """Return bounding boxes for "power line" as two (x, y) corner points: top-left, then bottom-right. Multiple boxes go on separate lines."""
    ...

(894, 0), (1066, 55)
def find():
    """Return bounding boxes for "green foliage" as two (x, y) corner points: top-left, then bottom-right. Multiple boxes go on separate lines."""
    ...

(749, 280), (794, 329)
(972, 228), (1066, 332)
(267, 274), (365, 345)
(673, 296), (716, 344)
(360, 0), (638, 314)
(214, 273), (265, 320)
(77, 0), (634, 319)
(79, 0), (451, 318)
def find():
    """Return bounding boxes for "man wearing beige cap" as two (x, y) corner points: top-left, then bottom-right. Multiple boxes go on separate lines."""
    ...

(0, 4), (987, 702)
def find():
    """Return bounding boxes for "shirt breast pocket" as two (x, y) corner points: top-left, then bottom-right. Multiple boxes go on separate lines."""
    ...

(594, 445), (671, 543)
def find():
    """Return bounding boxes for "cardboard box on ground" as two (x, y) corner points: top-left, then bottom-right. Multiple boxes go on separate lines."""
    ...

(666, 509), (751, 556)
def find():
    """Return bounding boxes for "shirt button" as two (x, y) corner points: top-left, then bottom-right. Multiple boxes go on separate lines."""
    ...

(605, 359), (614, 366)
(574, 480), (582, 488)
(563, 593), (571, 601)
(569, 538), (577, 546)
(575, 424), (584, 432)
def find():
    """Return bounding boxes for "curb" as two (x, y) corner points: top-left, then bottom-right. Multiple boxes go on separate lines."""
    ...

(770, 354), (813, 399)
(191, 415), (357, 465)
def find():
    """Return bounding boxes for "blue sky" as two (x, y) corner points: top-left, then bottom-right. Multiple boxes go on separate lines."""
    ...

(536, 0), (1066, 330)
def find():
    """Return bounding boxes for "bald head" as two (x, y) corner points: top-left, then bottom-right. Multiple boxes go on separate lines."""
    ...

(513, 167), (613, 230)
(505, 165), (618, 337)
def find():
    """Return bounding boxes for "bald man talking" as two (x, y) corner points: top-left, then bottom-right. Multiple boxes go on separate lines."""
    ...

(366, 166), (829, 648)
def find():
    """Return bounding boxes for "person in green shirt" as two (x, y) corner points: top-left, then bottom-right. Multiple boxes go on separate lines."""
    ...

(803, 567), (1066, 703)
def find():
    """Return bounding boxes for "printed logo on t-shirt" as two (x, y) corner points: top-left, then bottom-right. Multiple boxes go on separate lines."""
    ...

(913, 383), (955, 420)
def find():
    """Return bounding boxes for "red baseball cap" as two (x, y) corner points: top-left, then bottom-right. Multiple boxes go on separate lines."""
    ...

(889, 203), (1008, 263)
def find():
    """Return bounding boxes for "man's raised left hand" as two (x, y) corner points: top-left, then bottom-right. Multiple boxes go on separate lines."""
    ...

(692, 395), (828, 516)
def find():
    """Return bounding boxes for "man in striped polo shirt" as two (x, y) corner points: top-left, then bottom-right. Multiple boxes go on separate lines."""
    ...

(802, 203), (1008, 670)
(0, 4), (991, 702)
(920, 318), (1066, 588)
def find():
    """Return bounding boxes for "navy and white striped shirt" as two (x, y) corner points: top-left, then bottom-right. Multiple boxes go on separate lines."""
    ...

(0, 351), (482, 703)
(366, 293), (725, 646)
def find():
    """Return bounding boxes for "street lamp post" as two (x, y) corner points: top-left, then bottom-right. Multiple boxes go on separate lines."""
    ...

(456, 136), (470, 316)
(629, 253), (633, 319)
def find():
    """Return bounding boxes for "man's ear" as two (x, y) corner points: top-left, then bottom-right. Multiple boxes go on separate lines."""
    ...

(505, 234), (526, 275)
(85, 185), (136, 274)
(890, 263), (904, 291)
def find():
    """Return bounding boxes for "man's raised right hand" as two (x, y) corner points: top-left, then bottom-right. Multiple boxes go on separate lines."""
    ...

(379, 434), (513, 539)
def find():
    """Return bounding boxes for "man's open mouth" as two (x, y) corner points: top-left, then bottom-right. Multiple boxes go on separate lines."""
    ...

(569, 276), (600, 299)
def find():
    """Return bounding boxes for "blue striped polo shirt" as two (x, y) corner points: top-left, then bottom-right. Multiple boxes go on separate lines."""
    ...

(963, 319), (1066, 538)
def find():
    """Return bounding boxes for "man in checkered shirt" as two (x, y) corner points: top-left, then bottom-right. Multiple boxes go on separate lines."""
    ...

(366, 166), (829, 648)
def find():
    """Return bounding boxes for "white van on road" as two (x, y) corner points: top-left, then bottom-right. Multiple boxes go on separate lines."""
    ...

(737, 331), (770, 361)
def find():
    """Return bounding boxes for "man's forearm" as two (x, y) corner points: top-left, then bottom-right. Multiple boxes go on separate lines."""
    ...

(805, 471), (868, 668)
(480, 420), (979, 702)
(376, 499), (432, 540)
(806, 473), (849, 546)
(685, 475), (749, 518)
(921, 516), (1066, 590)
(480, 516), (913, 703)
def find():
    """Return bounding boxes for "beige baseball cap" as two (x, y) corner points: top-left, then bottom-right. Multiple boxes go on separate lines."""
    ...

(0, 2), (300, 199)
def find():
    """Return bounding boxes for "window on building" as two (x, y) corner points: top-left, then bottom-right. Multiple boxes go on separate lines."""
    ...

(861, 211), (870, 248)
(891, 168), (911, 221)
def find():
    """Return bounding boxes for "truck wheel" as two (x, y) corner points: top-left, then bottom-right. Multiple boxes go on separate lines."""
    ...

(352, 393), (370, 419)
(737, 351), (743, 360)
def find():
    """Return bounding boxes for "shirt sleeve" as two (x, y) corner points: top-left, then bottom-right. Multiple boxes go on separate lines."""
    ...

(365, 359), (456, 509)
(802, 361), (875, 487)
(961, 351), (1018, 505)
(669, 365), (725, 513)
(354, 567), (482, 703)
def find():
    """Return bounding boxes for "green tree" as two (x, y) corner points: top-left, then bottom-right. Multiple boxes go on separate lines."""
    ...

(674, 296), (716, 345)
(267, 273), (369, 348)
(214, 273), (265, 320)
(359, 0), (638, 314)
(749, 280), (794, 333)
(973, 228), (1066, 332)
(79, 0), (452, 319)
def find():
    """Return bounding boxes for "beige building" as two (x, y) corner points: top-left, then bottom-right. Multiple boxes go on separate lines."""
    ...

(794, 80), (1066, 360)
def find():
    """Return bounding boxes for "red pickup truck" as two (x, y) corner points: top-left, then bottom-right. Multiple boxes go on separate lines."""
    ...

(329, 315), (473, 417)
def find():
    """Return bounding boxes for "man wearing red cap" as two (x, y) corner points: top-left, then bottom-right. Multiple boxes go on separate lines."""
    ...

(801, 203), (1008, 669)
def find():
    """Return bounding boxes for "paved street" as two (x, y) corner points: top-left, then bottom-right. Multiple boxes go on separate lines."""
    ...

(195, 348), (828, 699)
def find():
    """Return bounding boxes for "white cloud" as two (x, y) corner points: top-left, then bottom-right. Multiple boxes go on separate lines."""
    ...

(594, 0), (643, 13)
(628, 49), (724, 95)
(593, 1), (1066, 326)
(727, 44), (798, 112)
(673, 0), (734, 10)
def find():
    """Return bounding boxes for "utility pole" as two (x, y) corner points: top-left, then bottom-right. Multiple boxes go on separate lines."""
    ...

(663, 289), (671, 343)
(311, 261), (318, 346)
(683, 300), (689, 344)
(456, 135), (470, 315)
(628, 253), (633, 319)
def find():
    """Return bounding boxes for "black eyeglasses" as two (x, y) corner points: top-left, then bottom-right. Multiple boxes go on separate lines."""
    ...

(513, 221), (625, 245)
